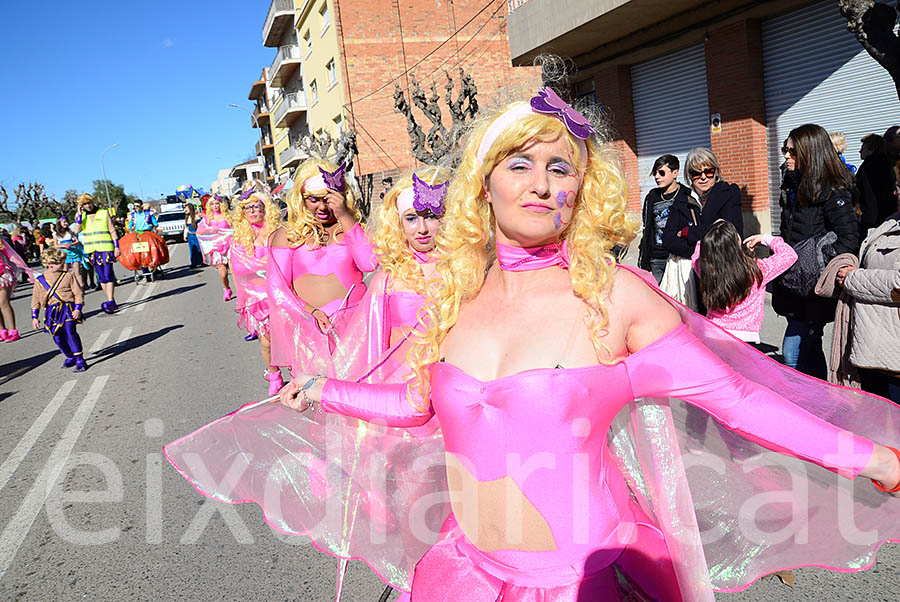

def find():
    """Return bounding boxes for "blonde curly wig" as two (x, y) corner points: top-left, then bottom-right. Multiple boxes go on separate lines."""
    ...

(205, 195), (231, 225)
(407, 101), (637, 408)
(370, 166), (452, 294)
(284, 158), (363, 247)
(230, 182), (281, 253)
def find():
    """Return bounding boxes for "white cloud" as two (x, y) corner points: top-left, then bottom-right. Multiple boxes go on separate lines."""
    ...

(162, 38), (175, 49)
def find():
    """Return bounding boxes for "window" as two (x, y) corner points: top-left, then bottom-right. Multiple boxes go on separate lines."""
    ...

(303, 31), (311, 56)
(310, 80), (318, 104)
(573, 79), (596, 106)
(320, 3), (330, 35)
(334, 115), (343, 136)
(327, 59), (337, 87)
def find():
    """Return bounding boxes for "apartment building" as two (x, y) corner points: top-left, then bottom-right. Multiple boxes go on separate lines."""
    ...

(507, 0), (900, 231)
(248, 68), (278, 187)
(256, 0), (539, 183)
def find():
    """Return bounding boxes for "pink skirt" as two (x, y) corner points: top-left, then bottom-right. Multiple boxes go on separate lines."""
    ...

(237, 300), (270, 336)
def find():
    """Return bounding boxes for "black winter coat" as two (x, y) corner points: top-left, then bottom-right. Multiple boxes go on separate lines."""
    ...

(638, 184), (691, 269)
(772, 184), (860, 322)
(661, 180), (743, 259)
(856, 153), (896, 231)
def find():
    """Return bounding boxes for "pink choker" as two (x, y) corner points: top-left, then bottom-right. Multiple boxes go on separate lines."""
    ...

(411, 248), (435, 264)
(496, 240), (569, 271)
(250, 222), (264, 230)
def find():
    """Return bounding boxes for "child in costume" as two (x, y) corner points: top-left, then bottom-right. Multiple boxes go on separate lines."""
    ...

(197, 195), (234, 301)
(692, 220), (797, 344)
(31, 247), (87, 372)
(267, 158), (377, 377)
(0, 237), (33, 341)
(74, 193), (120, 313)
(228, 183), (283, 394)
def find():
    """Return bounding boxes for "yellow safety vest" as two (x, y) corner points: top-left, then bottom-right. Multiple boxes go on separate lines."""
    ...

(81, 209), (114, 254)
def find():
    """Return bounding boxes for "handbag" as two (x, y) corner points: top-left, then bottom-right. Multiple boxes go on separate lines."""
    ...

(778, 230), (838, 297)
(660, 255), (699, 311)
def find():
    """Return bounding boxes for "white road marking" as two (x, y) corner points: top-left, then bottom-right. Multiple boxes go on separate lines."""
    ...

(0, 375), (109, 580)
(0, 380), (77, 496)
(134, 281), (157, 313)
(88, 329), (112, 354)
(114, 326), (133, 346)
(124, 283), (144, 303)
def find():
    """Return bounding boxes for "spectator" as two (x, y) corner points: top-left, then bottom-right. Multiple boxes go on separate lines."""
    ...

(183, 203), (204, 269)
(38, 223), (53, 253)
(379, 176), (393, 200)
(692, 220), (797, 345)
(856, 134), (896, 231)
(638, 154), (692, 283)
(833, 160), (900, 404)
(884, 125), (900, 164)
(772, 123), (859, 379)
(830, 131), (856, 174)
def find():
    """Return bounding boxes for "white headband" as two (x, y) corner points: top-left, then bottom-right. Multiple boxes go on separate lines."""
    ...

(396, 187), (415, 214)
(302, 174), (328, 195)
(476, 102), (587, 167)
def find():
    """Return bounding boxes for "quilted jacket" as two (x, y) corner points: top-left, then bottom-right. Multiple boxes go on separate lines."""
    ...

(844, 213), (900, 372)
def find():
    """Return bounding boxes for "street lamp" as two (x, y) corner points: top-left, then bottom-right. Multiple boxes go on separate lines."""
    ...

(101, 143), (119, 209)
(228, 103), (267, 180)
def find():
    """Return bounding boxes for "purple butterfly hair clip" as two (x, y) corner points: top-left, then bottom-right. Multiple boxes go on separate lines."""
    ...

(412, 173), (448, 216)
(318, 163), (346, 192)
(530, 87), (596, 140)
(239, 186), (255, 201)
(213, 194), (223, 201)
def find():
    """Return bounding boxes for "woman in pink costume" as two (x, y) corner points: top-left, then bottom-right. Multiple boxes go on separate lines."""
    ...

(267, 158), (377, 377)
(228, 183), (283, 394)
(279, 89), (900, 601)
(0, 237), (34, 341)
(197, 194), (234, 301)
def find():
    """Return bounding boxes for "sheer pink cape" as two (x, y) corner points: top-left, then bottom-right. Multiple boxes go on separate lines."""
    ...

(0, 240), (35, 289)
(197, 221), (233, 266)
(164, 273), (446, 591)
(165, 263), (899, 599)
(228, 243), (269, 335)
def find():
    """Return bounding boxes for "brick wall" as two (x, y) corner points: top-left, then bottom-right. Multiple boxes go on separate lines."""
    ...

(704, 19), (770, 224)
(592, 65), (641, 213)
(334, 0), (540, 176)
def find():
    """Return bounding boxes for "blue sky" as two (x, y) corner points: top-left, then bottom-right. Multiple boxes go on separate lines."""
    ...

(0, 1), (274, 202)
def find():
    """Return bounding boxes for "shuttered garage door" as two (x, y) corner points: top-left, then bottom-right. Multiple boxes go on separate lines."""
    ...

(762, 0), (900, 231)
(632, 43), (711, 201)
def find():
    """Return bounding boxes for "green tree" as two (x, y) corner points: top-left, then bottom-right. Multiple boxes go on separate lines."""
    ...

(91, 179), (138, 217)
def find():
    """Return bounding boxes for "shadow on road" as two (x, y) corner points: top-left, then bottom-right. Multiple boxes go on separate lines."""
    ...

(0, 390), (16, 405)
(159, 265), (206, 280)
(0, 350), (60, 386)
(88, 324), (184, 366)
(121, 283), (204, 312)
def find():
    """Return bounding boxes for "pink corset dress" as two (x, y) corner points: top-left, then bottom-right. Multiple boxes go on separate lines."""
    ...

(197, 216), (232, 266)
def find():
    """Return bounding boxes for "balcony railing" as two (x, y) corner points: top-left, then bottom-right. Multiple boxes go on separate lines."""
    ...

(279, 145), (306, 170)
(269, 44), (301, 88)
(272, 92), (307, 128)
(507, 0), (530, 12)
(252, 105), (270, 127)
(263, 0), (295, 47)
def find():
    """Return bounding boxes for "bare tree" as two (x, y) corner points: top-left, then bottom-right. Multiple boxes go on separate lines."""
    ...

(0, 182), (67, 224)
(839, 0), (900, 100)
(394, 68), (478, 164)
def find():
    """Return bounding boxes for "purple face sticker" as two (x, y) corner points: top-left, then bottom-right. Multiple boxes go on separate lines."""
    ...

(555, 191), (567, 208)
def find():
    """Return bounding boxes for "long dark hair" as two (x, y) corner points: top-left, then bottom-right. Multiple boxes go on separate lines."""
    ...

(698, 220), (762, 312)
(789, 124), (854, 206)
(184, 203), (197, 230)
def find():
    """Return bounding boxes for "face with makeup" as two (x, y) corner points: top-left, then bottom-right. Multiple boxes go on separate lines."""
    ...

(401, 208), (441, 252)
(485, 135), (581, 248)
(241, 199), (266, 225)
(304, 192), (337, 226)
(209, 199), (221, 213)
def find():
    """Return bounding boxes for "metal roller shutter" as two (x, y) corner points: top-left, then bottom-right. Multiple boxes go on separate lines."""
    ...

(762, 0), (900, 232)
(631, 43), (711, 201)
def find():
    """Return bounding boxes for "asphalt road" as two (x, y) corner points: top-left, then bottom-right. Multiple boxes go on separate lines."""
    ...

(0, 242), (896, 601)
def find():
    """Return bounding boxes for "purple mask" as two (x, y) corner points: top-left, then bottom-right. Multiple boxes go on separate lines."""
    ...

(412, 173), (448, 216)
(530, 87), (595, 140)
(213, 194), (223, 201)
(318, 163), (346, 192)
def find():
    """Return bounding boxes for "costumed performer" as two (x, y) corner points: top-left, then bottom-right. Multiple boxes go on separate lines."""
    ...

(31, 247), (87, 372)
(267, 158), (377, 377)
(184, 203), (204, 269)
(280, 88), (900, 601)
(54, 215), (85, 289)
(0, 236), (34, 342)
(197, 194), (234, 301)
(74, 193), (120, 313)
(163, 166), (455, 601)
(228, 182), (283, 394)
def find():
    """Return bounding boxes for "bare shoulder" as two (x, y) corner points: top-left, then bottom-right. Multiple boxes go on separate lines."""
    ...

(609, 267), (682, 354)
(270, 226), (290, 247)
(369, 269), (388, 292)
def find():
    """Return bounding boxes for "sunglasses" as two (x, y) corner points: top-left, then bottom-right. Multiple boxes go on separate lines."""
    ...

(654, 168), (670, 177)
(781, 146), (796, 157)
(242, 203), (264, 212)
(689, 168), (716, 181)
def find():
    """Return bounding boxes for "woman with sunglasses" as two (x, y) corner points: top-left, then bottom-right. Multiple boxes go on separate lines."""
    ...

(662, 148), (743, 265)
(638, 155), (693, 283)
(772, 124), (859, 379)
